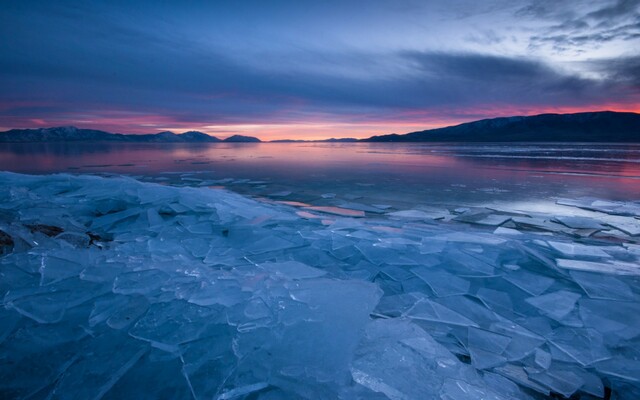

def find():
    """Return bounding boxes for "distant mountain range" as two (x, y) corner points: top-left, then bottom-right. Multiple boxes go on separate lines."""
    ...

(363, 111), (640, 142)
(0, 126), (261, 143)
(1, 111), (638, 143)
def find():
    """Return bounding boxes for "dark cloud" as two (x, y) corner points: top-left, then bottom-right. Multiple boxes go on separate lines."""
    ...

(589, 55), (640, 87)
(0, 42), (634, 128)
(525, 0), (640, 52)
(397, 52), (604, 107)
(588, 0), (640, 19)
(0, 1), (638, 133)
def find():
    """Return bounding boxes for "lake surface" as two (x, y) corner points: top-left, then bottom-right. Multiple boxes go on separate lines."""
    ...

(2, 142), (640, 399)
(1, 142), (639, 213)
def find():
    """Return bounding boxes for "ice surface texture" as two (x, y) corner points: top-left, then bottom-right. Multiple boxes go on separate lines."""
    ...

(0, 172), (639, 399)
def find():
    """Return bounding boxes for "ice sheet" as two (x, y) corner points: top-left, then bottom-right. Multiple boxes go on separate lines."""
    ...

(0, 172), (638, 399)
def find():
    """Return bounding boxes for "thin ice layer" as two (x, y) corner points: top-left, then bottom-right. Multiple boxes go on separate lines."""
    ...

(0, 172), (639, 399)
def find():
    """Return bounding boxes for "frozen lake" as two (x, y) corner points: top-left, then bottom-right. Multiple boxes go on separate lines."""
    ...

(1, 142), (639, 399)
(1, 142), (639, 210)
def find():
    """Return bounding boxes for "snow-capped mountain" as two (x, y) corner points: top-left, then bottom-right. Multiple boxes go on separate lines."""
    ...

(0, 126), (261, 143)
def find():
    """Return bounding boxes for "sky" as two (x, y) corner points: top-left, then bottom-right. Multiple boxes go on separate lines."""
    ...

(0, 0), (639, 140)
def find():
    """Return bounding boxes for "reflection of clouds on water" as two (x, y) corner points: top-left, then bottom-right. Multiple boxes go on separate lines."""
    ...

(0, 142), (639, 202)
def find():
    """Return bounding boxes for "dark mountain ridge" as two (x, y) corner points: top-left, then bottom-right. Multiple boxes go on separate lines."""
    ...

(0, 126), (260, 143)
(2, 111), (638, 143)
(362, 111), (640, 142)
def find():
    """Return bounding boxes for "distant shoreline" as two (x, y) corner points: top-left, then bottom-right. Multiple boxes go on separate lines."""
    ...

(1, 111), (639, 143)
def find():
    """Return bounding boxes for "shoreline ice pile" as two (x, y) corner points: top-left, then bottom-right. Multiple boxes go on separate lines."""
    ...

(1, 172), (639, 399)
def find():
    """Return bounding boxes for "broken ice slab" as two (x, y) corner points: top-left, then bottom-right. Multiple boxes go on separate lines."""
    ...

(48, 333), (148, 399)
(0, 312), (21, 346)
(107, 296), (151, 330)
(562, 367), (606, 398)
(552, 216), (605, 230)
(351, 319), (493, 400)
(404, 298), (479, 327)
(493, 364), (550, 396)
(244, 235), (299, 255)
(252, 279), (381, 383)
(511, 216), (570, 233)
(475, 288), (514, 314)
(258, 261), (326, 280)
(5, 279), (107, 324)
(411, 266), (471, 297)
(181, 237), (212, 258)
(112, 269), (170, 295)
(557, 197), (640, 217)
(549, 327), (611, 366)
(528, 367), (585, 398)
(436, 295), (500, 328)
(356, 242), (414, 266)
(489, 319), (546, 361)
(493, 227), (523, 236)
(129, 300), (218, 352)
(431, 231), (507, 246)
(0, 344), (81, 398)
(468, 348), (507, 370)
(534, 348), (552, 369)
(503, 269), (554, 296)
(439, 377), (510, 399)
(379, 265), (416, 282)
(418, 239), (447, 254)
(525, 290), (581, 321)
(579, 298), (640, 340)
(388, 209), (449, 220)
(39, 254), (87, 285)
(599, 215), (640, 236)
(547, 241), (612, 258)
(374, 293), (426, 317)
(185, 280), (249, 308)
(80, 260), (126, 283)
(557, 258), (640, 276)
(56, 231), (91, 248)
(467, 214), (513, 227)
(91, 207), (144, 230)
(216, 382), (269, 399)
(467, 327), (511, 355)
(482, 372), (534, 400)
(3, 171), (640, 398)
(594, 358), (640, 383)
(570, 270), (635, 301)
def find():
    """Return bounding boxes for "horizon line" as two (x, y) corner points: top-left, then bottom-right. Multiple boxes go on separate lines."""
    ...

(1, 109), (638, 142)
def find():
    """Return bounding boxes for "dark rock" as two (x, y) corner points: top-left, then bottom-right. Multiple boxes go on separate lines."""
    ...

(0, 229), (14, 254)
(26, 224), (64, 237)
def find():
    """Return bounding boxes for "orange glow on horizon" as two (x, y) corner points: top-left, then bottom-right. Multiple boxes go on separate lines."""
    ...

(0, 102), (638, 141)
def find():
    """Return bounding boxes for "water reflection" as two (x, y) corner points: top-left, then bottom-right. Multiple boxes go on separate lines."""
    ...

(1, 142), (639, 202)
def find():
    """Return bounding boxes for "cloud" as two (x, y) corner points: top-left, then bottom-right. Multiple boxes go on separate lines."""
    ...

(523, 0), (640, 53)
(0, 45), (635, 130)
(0, 0), (638, 135)
(588, 0), (640, 20)
(589, 55), (640, 88)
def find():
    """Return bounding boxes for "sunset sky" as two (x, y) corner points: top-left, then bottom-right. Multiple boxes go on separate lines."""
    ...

(1, 0), (639, 140)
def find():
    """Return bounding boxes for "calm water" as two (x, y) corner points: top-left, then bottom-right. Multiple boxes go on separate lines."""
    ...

(1, 142), (639, 211)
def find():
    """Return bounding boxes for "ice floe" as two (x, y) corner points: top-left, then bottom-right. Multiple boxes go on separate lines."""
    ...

(0, 172), (639, 399)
